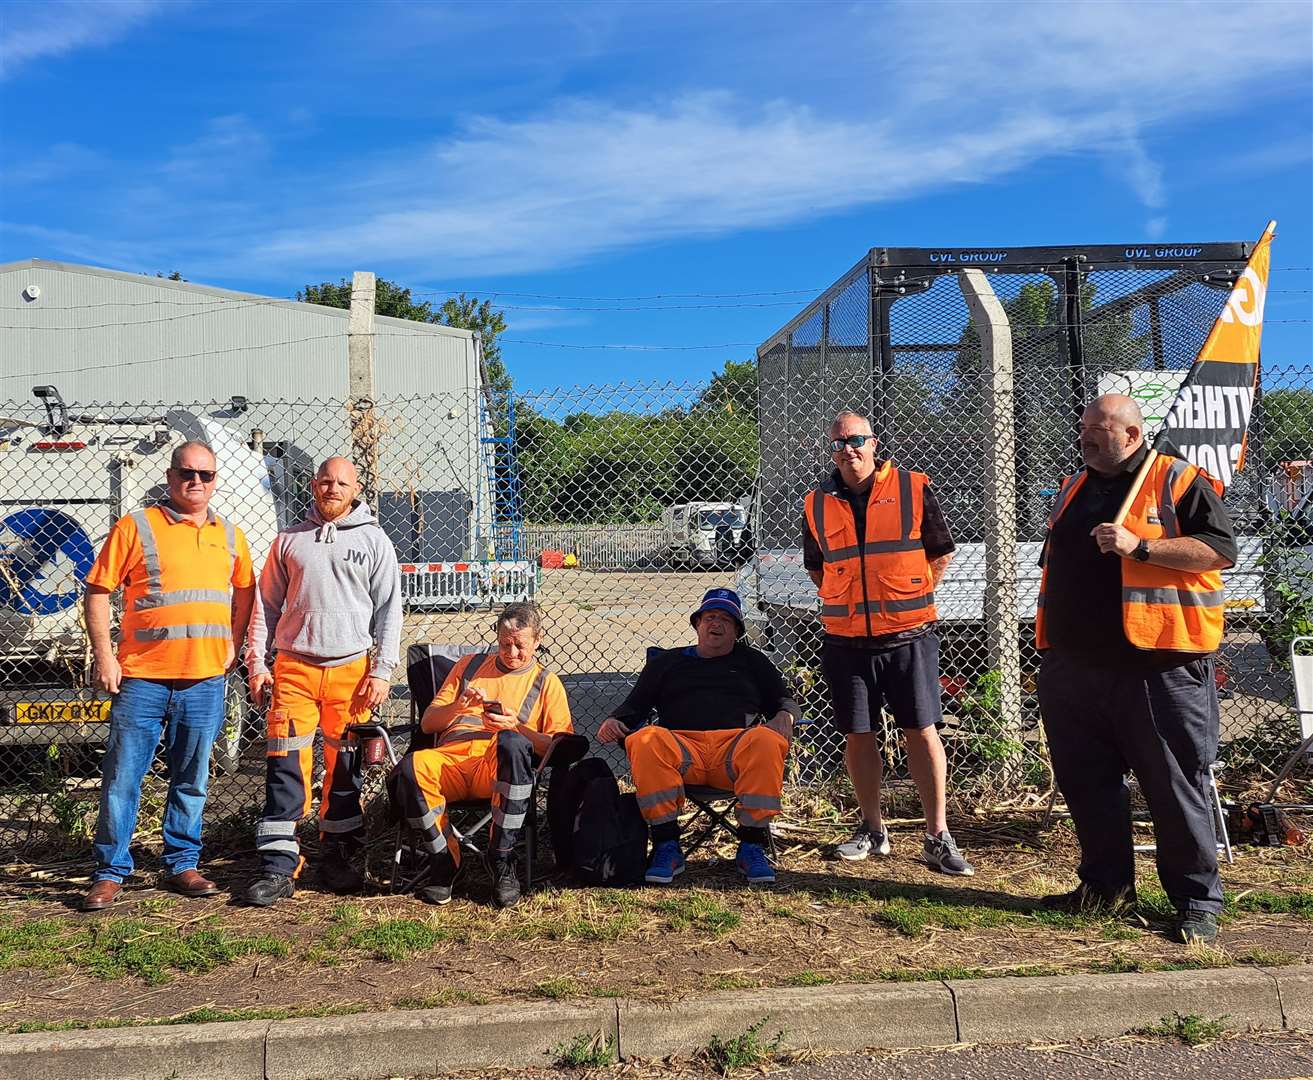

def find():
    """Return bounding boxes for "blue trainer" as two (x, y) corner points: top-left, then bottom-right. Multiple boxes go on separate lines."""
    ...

(645, 840), (686, 884)
(736, 842), (775, 884)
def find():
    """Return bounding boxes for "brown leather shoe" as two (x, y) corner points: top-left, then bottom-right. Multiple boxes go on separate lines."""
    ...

(82, 880), (122, 911)
(165, 869), (220, 898)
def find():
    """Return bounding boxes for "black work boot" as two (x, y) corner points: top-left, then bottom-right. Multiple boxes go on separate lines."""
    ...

(416, 853), (461, 906)
(318, 842), (364, 895)
(492, 856), (522, 909)
(243, 872), (295, 907)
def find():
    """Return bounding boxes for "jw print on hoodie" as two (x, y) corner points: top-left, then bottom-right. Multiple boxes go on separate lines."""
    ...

(247, 501), (402, 680)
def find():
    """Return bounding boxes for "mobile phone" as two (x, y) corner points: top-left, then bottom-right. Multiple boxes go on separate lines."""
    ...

(484, 700), (507, 715)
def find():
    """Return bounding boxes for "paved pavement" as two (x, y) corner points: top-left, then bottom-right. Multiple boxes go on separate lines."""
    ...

(415, 1032), (1313, 1079)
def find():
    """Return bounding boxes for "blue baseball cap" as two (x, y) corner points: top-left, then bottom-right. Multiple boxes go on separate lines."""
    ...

(691, 588), (745, 636)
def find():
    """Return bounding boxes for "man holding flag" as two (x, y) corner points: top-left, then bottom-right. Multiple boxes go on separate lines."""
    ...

(1035, 223), (1272, 945)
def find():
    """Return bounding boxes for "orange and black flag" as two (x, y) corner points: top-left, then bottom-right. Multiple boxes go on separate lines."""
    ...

(1154, 220), (1274, 491)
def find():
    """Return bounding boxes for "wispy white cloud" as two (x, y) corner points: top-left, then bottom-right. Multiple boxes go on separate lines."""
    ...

(162, 115), (270, 184)
(2, 142), (105, 185)
(5, 0), (1310, 281)
(0, 0), (171, 80)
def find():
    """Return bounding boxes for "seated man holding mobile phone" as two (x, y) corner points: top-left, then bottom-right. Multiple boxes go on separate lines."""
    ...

(390, 603), (572, 908)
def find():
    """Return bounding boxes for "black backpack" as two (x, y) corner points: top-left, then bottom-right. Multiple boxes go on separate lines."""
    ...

(547, 757), (648, 886)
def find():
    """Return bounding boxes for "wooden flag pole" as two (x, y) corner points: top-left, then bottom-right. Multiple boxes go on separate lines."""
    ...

(1112, 446), (1158, 526)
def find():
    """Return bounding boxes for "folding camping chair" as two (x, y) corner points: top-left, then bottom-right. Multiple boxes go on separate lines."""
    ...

(1263, 635), (1313, 806)
(389, 642), (586, 894)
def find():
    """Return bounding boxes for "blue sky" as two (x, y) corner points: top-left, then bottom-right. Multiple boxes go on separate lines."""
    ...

(2, 0), (1310, 390)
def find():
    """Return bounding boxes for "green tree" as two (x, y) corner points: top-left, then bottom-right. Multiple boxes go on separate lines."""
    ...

(1258, 388), (1313, 464)
(439, 293), (510, 401)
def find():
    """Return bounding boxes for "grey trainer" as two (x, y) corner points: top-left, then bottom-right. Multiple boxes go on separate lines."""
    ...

(836, 822), (892, 861)
(922, 830), (974, 876)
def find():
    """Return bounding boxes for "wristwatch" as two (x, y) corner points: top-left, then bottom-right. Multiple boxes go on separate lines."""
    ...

(1132, 538), (1151, 562)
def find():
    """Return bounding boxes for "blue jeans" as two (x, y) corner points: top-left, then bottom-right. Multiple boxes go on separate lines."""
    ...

(92, 675), (226, 882)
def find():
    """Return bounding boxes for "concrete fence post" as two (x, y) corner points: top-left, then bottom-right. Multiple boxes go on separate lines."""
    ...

(347, 270), (379, 504)
(957, 269), (1024, 779)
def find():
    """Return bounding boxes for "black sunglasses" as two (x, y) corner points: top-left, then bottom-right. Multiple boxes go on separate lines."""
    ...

(829, 434), (876, 452)
(173, 468), (216, 482)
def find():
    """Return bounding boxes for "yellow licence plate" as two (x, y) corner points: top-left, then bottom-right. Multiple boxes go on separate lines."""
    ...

(15, 700), (112, 724)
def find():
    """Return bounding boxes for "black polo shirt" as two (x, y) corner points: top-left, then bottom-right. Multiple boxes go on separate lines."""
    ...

(612, 643), (789, 732)
(1041, 444), (1238, 669)
(801, 467), (956, 651)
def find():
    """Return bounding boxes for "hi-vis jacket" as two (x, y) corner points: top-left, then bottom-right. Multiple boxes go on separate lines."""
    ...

(86, 504), (254, 680)
(1036, 453), (1225, 653)
(804, 463), (937, 638)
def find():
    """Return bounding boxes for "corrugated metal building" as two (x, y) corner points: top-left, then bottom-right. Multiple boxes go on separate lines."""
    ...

(0, 259), (492, 562)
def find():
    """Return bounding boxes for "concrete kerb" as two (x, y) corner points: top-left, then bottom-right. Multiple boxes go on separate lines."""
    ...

(1, 966), (1309, 1080)
(0, 1018), (271, 1080)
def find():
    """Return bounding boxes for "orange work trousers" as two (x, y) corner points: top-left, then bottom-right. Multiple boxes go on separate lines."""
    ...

(393, 730), (536, 867)
(254, 653), (371, 876)
(626, 725), (787, 829)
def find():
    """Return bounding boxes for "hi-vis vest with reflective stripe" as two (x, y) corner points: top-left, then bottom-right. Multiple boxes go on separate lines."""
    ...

(118, 506), (238, 675)
(434, 652), (554, 749)
(1036, 453), (1225, 653)
(804, 465), (937, 637)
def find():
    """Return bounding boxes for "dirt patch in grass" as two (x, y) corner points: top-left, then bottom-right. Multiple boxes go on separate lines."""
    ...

(2, 815), (1312, 1031)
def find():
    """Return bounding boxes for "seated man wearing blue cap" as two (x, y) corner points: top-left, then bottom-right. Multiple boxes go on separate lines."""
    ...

(598, 588), (800, 885)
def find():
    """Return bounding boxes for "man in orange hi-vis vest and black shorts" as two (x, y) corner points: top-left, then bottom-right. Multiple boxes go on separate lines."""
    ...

(803, 410), (973, 877)
(1036, 394), (1236, 946)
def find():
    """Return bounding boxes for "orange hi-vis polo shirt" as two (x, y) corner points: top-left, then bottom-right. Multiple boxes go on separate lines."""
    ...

(429, 652), (573, 748)
(86, 504), (255, 680)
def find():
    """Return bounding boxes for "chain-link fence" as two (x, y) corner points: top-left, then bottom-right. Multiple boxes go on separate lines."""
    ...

(2, 262), (1311, 854)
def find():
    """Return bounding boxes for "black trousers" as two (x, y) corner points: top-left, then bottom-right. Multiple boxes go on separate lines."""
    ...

(1038, 650), (1223, 915)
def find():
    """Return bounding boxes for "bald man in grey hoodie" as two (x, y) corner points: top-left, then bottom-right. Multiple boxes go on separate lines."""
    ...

(242, 457), (402, 906)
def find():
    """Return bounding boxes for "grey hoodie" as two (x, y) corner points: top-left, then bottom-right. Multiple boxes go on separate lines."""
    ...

(246, 501), (401, 680)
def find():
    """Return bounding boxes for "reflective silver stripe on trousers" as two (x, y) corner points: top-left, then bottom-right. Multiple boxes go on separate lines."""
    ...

(256, 838), (299, 855)
(636, 786), (682, 809)
(737, 793), (781, 810)
(723, 727), (750, 783)
(133, 588), (232, 611)
(495, 781), (533, 801)
(256, 820), (297, 838)
(407, 804), (443, 831)
(491, 808), (526, 831)
(644, 810), (680, 825)
(320, 815), (364, 833)
(516, 666), (551, 725)
(676, 736), (693, 777)
(268, 733), (315, 752)
(1123, 587), (1225, 608)
(130, 510), (163, 597)
(133, 623), (232, 641)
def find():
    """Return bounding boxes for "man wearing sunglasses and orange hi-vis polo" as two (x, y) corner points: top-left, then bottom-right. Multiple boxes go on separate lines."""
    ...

(803, 411), (973, 877)
(81, 441), (256, 912)
(242, 457), (401, 907)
